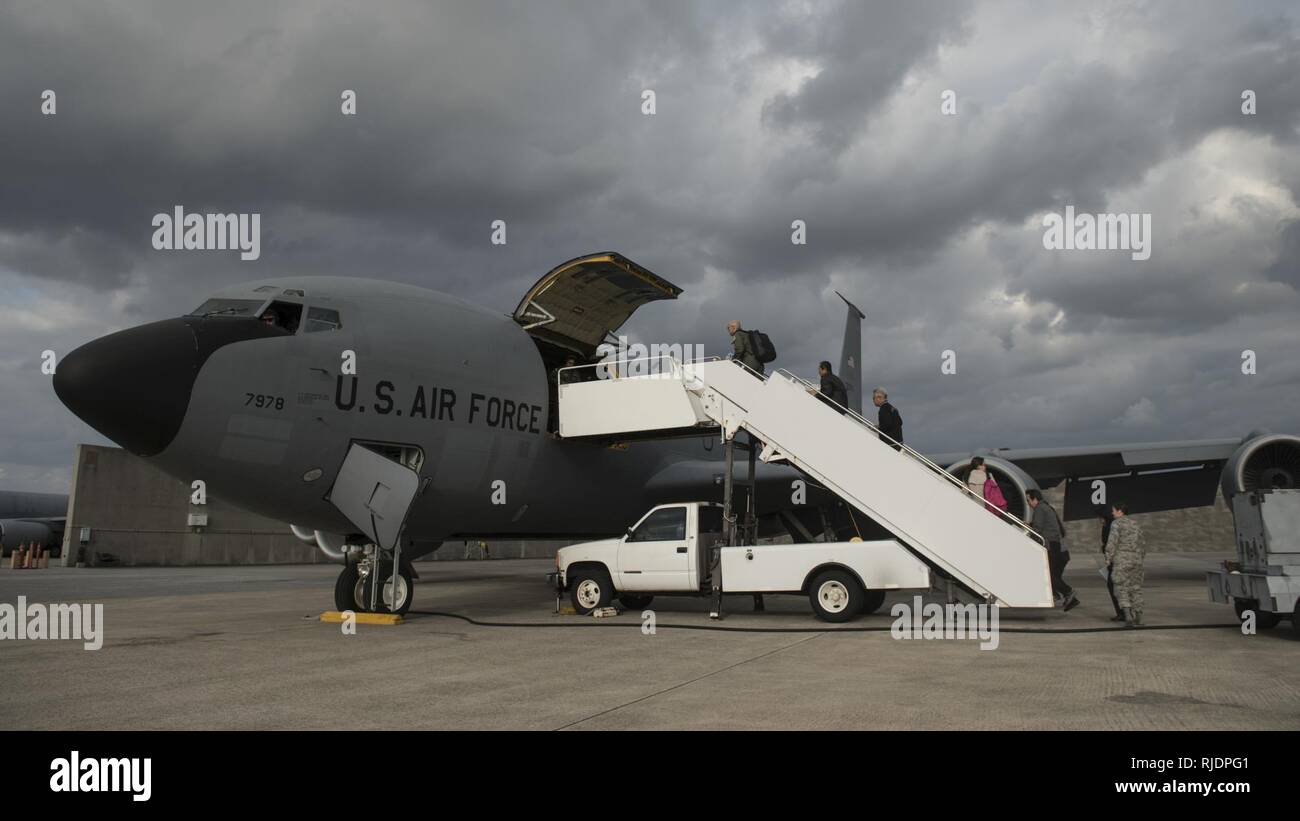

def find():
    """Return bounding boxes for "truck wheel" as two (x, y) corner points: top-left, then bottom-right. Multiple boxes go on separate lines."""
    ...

(1293, 601), (1300, 637)
(809, 569), (862, 623)
(1234, 598), (1280, 630)
(570, 567), (614, 615)
(618, 594), (654, 610)
(859, 588), (887, 615)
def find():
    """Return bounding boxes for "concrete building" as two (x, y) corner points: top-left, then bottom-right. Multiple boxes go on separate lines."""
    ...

(60, 444), (331, 567)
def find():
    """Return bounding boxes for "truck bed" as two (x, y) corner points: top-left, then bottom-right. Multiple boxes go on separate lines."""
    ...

(719, 539), (931, 594)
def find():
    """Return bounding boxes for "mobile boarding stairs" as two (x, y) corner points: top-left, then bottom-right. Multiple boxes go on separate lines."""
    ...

(557, 357), (1055, 609)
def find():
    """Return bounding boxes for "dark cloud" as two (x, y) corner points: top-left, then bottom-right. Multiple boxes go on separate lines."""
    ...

(759, 0), (975, 151)
(0, 0), (1298, 490)
(1266, 219), (1300, 288)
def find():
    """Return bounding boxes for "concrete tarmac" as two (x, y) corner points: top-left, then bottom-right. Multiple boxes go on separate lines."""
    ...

(1, 553), (1296, 730)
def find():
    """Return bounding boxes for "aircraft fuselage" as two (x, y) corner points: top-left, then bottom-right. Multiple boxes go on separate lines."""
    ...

(55, 276), (713, 544)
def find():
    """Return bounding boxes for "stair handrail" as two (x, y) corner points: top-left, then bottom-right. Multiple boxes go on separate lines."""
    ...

(773, 368), (1045, 546)
(557, 353), (695, 384)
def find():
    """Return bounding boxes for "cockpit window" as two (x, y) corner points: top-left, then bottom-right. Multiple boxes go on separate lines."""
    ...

(188, 298), (265, 318)
(259, 301), (303, 333)
(253, 285), (278, 293)
(304, 307), (342, 333)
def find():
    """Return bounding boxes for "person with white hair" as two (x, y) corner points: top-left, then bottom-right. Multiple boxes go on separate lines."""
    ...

(872, 388), (903, 450)
(726, 320), (763, 374)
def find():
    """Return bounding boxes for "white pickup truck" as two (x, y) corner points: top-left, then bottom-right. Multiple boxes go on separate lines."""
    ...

(552, 501), (933, 622)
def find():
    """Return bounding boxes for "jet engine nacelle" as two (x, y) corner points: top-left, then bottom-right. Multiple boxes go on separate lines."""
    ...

(947, 454), (1042, 522)
(1220, 432), (1300, 501)
(289, 524), (317, 544)
(289, 524), (350, 561)
(290, 524), (348, 560)
(0, 519), (54, 555)
(313, 530), (348, 562)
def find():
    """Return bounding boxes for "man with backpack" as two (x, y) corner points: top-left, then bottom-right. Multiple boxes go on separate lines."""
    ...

(1027, 489), (1079, 612)
(726, 320), (774, 375)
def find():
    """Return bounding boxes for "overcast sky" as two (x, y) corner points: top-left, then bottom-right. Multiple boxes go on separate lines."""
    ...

(1, 0), (1298, 492)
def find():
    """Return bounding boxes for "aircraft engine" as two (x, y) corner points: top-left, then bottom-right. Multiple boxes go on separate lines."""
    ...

(1220, 432), (1300, 501)
(289, 524), (317, 544)
(0, 520), (54, 555)
(313, 530), (348, 561)
(289, 525), (349, 560)
(946, 455), (1041, 522)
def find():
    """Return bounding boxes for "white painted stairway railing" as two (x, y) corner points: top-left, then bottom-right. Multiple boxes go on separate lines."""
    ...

(557, 357), (1055, 608)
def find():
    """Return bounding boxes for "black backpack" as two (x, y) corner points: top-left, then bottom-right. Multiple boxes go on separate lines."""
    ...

(748, 330), (777, 363)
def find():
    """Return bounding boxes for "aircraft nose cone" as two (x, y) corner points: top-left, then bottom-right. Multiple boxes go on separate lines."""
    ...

(54, 318), (201, 457)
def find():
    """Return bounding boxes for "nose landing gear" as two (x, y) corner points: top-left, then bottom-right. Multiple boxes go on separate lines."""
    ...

(334, 548), (414, 615)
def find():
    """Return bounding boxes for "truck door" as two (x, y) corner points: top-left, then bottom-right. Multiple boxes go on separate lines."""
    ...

(618, 505), (691, 591)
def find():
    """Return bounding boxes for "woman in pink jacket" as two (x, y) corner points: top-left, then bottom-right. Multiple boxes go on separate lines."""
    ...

(968, 457), (1009, 514)
(983, 473), (1009, 514)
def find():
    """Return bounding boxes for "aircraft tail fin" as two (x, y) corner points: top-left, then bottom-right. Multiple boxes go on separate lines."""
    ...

(835, 291), (865, 414)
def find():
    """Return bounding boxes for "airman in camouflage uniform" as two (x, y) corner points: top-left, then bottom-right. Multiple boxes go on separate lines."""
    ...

(1104, 503), (1146, 627)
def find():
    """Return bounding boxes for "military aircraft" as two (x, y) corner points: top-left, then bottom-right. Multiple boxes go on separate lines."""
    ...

(52, 252), (1300, 613)
(0, 490), (67, 557)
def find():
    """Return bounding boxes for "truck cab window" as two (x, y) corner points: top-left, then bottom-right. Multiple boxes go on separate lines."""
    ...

(628, 507), (687, 542)
(304, 307), (342, 333)
(698, 507), (723, 541)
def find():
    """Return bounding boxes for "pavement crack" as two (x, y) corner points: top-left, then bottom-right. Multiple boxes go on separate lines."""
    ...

(552, 633), (825, 730)
(1107, 690), (1245, 709)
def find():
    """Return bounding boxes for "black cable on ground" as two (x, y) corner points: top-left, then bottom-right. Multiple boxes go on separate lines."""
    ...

(409, 610), (1243, 635)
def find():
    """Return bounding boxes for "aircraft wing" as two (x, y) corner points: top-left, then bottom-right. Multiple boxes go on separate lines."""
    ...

(649, 436), (1269, 523)
(930, 437), (1245, 520)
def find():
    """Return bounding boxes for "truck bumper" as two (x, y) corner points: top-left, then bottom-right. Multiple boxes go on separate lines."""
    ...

(1207, 569), (1300, 614)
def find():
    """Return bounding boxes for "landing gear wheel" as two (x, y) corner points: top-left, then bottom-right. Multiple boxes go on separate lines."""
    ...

(618, 594), (654, 610)
(334, 562), (361, 612)
(809, 569), (862, 623)
(362, 560), (415, 615)
(570, 567), (613, 615)
(1234, 598), (1280, 630)
(858, 588), (887, 615)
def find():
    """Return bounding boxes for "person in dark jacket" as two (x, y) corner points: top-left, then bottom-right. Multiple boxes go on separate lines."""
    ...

(809, 361), (848, 412)
(872, 388), (903, 449)
(726, 320), (763, 374)
(1028, 489), (1078, 611)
